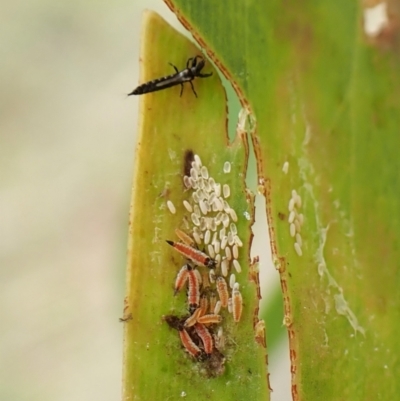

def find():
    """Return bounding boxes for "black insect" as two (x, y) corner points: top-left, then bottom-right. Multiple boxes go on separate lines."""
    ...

(128, 55), (212, 98)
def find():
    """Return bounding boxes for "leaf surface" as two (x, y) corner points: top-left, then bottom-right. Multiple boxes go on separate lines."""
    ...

(163, 1), (400, 399)
(122, 11), (269, 401)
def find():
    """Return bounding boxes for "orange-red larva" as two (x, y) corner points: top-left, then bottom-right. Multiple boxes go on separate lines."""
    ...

(187, 268), (201, 310)
(184, 307), (203, 328)
(166, 240), (216, 268)
(197, 314), (222, 325)
(194, 323), (213, 354)
(209, 290), (217, 313)
(232, 283), (243, 323)
(201, 271), (210, 289)
(216, 277), (229, 308)
(199, 293), (208, 317)
(179, 328), (201, 358)
(175, 228), (195, 246)
(174, 264), (189, 295)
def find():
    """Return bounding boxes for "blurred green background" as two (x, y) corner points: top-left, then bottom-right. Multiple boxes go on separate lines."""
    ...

(0, 1), (290, 400)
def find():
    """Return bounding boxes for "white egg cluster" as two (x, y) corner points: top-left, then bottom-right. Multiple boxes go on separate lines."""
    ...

(179, 154), (244, 279)
(288, 189), (304, 256)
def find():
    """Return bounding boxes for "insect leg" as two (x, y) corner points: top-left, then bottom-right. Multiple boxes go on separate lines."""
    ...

(179, 83), (184, 97)
(198, 72), (213, 78)
(189, 81), (198, 97)
(186, 57), (194, 69)
(168, 62), (179, 74)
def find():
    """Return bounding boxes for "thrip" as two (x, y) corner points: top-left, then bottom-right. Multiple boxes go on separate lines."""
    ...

(128, 55), (212, 97)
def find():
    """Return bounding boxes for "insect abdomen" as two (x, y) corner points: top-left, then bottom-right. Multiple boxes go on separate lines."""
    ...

(129, 74), (181, 95)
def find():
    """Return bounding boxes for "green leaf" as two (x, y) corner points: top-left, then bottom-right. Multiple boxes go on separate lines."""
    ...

(122, 11), (269, 401)
(163, 0), (400, 400)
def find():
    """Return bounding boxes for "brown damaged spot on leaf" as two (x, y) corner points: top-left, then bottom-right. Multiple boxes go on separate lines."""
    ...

(119, 313), (133, 323)
(363, 0), (400, 49)
(249, 256), (262, 301)
(251, 124), (298, 397)
(278, 212), (286, 221)
(292, 384), (299, 401)
(254, 319), (266, 348)
(119, 296), (132, 322)
(183, 149), (195, 177)
(163, 314), (187, 331)
(163, 314), (226, 377)
(267, 372), (273, 392)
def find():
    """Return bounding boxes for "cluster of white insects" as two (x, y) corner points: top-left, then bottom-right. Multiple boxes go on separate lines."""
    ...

(164, 152), (244, 374)
(287, 189), (304, 256)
